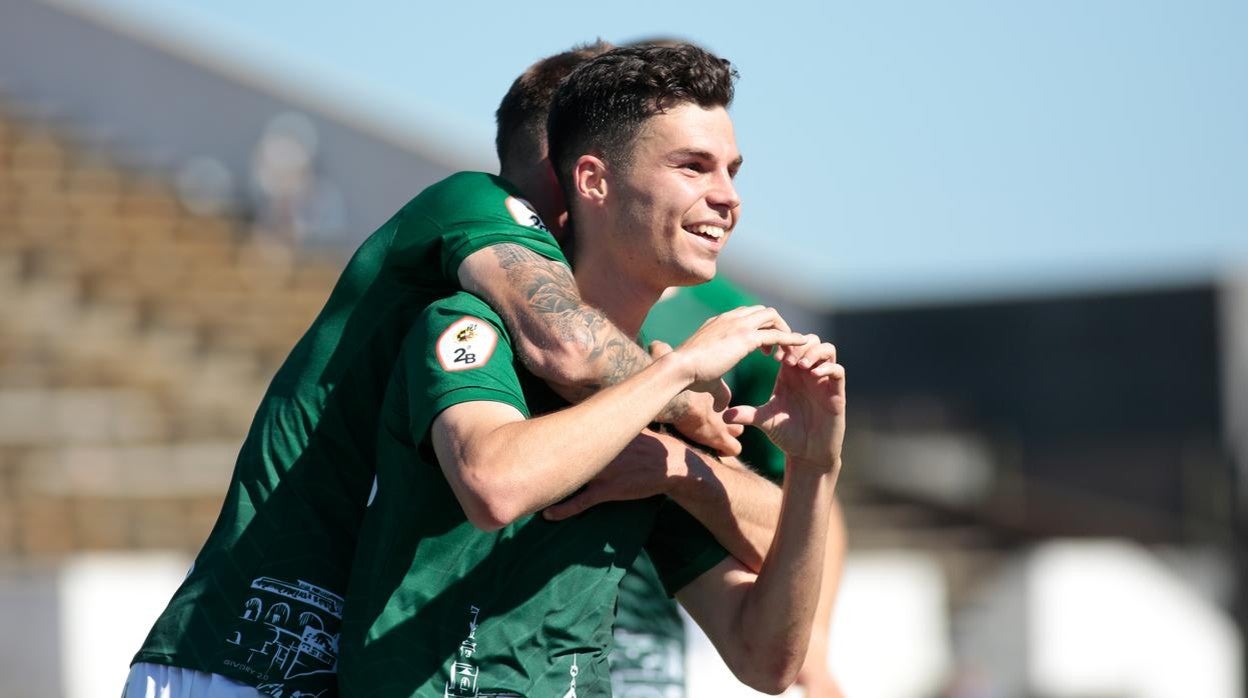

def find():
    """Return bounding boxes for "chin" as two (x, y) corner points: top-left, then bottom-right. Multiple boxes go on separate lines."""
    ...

(673, 264), (717, 288)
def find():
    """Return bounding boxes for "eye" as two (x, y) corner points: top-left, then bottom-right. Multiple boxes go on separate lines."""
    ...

(680, 161), (707, 174)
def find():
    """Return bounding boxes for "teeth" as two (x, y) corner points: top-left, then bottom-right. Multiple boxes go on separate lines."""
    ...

(688, 224), (725, 239)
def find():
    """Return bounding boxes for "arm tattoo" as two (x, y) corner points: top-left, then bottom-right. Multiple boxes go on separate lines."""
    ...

(491, 243), (650, 392)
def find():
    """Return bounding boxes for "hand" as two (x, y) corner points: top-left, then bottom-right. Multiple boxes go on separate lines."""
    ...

(723, 336), (846, 469)
(671, 306), (807, 388)
(542, 430), (680, 520)
(651, 341), (743, 455)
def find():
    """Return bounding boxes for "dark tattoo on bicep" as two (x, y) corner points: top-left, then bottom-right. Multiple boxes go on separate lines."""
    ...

(491, 243), (648, 388)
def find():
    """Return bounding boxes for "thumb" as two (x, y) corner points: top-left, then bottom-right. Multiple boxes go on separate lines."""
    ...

(723, 404), (760, 426)
(649, 340), (674, 359)
(542, 489), (598, 521)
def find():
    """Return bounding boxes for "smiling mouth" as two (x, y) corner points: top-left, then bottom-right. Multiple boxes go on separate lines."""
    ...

(684, 224), (726, 242)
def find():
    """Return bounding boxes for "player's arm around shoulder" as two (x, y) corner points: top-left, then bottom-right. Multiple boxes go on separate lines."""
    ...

(458, 243), (743, 455)
(429, 346), (692, 532)
(428, 303), (808, 534)
(459, 243), (630, 393)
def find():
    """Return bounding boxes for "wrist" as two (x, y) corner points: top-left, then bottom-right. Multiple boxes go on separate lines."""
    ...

(650, 352), (696, 424)
(655, 348), (698, 389)
(787, 455), (841, 475)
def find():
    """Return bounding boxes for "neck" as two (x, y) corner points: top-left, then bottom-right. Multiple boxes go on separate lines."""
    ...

(571, 242), (663, 338)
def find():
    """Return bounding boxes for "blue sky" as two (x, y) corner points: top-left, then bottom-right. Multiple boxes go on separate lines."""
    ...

(61, 0), (1248, 307)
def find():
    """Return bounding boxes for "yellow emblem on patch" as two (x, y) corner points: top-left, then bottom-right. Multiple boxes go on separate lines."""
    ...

(437, 316), (497, 372)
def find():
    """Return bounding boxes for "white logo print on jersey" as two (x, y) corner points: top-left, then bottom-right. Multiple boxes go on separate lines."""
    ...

(562, 655), (578, 698)
(505, 196), (549, 231)
(445, 605), (483, 697)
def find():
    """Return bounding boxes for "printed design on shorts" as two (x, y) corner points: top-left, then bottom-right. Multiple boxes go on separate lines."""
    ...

(436, 316), (498, 372)
(222, 577), (344, 691)
(562, 655), (579, 698)
(445, 605), (484, 697)
(504, 196), (548, 232)
(610, 629), (685, 697)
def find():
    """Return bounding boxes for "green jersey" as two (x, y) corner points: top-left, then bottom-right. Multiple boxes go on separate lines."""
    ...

(337, 293), (729, 698)
(132, 173), (567, 697)
(610, 276), (786, 697)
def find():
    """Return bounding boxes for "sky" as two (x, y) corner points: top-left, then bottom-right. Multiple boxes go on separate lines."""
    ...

(56, 0), (1248, 307)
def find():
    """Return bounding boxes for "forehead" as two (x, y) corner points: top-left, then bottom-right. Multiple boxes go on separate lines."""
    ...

(631, 104), (739, 162)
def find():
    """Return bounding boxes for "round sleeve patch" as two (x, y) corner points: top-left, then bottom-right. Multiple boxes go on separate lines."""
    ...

(505, 196), (549, 231)
(436, 316), (499, 372)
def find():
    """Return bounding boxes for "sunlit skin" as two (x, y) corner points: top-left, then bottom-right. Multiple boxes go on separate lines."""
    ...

(571, 104), (743, 334)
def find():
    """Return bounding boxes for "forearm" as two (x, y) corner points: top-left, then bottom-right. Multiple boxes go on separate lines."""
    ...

(801, 497), (847, 684)
(459, 244), (687, 421)
(733, 461), (839, 687)
(668, 450), (781, 572)
(439, 353), (693, 529)
(816, 497), (847, 635)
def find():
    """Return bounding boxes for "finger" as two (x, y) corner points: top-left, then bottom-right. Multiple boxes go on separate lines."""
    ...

(713, 304), (764, 322)
(726, 423), (745, 437)
(797, 342), (837, 369)
(688, 378), (731, 406)
(723, 404), (758, 426)
(753, 329), (807, 349)
(810, 362), (845, 379)
(739, 306), (793, 333)
(710, 378), (731, 411)
(542, 489), (599, 521)
(649, 340), (674, 358)
(785, 334), (822, 366)
(713, 432), (743, 457)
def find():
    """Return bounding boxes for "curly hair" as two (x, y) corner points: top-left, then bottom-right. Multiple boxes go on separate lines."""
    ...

(546, 44), (738, 197)
(494, 40), (613, 172)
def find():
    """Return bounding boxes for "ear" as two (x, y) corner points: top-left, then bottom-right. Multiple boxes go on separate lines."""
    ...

(572, 154), (608, 207)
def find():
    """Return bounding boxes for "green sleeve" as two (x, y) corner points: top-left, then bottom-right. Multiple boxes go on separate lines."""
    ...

(388, 172), (569, 283)
(643, 498), (730, 597)
(404, 292), (530, 445)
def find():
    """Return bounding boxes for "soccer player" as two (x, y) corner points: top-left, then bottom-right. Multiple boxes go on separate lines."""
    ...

(586, 275), (850, 697)
(336, 44), (846, 697)
(541, 34), (849, 698)
(124, 42), (788, 698)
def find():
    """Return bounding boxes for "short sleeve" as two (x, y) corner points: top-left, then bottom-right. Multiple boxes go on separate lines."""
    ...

(387, 172), (569, 282)
(403, 292), (530, 443)
(643, 498), (730, 597)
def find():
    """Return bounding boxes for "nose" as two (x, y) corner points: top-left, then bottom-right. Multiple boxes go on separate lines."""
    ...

(708, 169), (741, 215)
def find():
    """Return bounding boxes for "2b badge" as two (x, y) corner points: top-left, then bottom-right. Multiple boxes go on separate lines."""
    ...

(436, 316), (498, 372)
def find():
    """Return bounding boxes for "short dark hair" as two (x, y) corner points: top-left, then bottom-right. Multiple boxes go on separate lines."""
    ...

(495, 40), (612, 171)
(547, 44), (738, 196)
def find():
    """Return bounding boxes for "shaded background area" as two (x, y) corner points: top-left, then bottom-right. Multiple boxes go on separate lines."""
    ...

(0, 1), (1244, 696)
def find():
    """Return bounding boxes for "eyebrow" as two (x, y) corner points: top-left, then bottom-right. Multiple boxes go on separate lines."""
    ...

(670, 148), (745, 170)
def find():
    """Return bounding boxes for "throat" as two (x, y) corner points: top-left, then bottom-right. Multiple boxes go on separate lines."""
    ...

(573, 268), (658, 339)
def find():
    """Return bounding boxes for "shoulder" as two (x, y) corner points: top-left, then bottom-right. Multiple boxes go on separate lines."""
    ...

(404, 171), (546, 232)
(417, 292), (513, 365)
